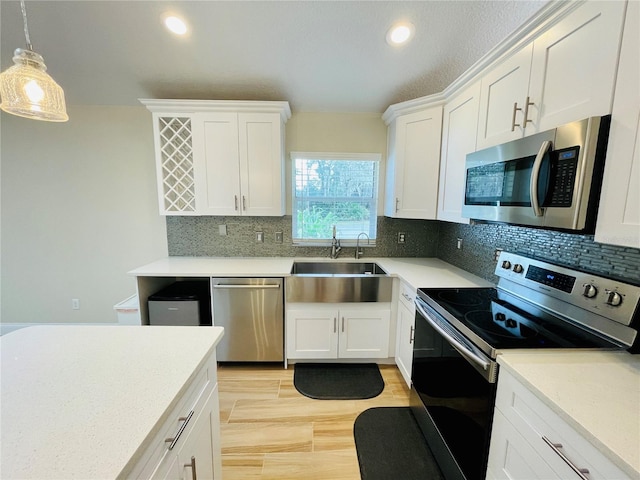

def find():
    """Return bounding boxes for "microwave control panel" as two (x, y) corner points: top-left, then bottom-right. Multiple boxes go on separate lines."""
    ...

(543, 146), (579, 207)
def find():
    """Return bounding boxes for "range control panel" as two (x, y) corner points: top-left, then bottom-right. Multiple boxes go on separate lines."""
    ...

(495, 251), (640, 327)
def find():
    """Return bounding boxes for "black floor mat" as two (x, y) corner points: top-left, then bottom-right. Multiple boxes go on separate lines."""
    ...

(354, 407), (444, 480)
(293, 363), (384, 400)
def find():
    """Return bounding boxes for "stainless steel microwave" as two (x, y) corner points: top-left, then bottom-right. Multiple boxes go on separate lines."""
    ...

(462, 116), (610, 232)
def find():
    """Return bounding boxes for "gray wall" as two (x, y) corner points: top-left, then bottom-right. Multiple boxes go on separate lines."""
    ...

(1, 106), (168, 325)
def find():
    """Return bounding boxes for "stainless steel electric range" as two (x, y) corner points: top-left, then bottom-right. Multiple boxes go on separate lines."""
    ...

(411, 251), (640, 480)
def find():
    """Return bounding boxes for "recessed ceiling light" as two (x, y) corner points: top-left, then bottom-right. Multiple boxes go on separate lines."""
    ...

(164, 15), (188, 35)
(386, 22), (415, 46)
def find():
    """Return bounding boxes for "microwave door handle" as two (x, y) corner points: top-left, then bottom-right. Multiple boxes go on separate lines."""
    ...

(530, 140), (552, 217)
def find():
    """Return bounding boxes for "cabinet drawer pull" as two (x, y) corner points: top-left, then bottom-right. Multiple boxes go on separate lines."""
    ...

(184, 456), (197, 480)
(164, 410), (194, 450)
(402, 292), (413, 302)
(542, 436), (590, 480)
(511, 102), (523, 131)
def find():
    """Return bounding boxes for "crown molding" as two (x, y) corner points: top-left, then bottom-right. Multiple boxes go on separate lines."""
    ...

(139, 99), (292, 122)
(382, 0), (581, 124)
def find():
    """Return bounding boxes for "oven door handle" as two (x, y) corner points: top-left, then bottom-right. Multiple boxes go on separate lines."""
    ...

(415, 299), (491, 371)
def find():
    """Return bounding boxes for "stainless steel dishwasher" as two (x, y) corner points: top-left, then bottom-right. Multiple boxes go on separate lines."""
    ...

(211, 278), (284, 361)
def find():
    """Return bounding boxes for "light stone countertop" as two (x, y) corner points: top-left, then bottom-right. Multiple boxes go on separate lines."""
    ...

(128, 256), (493, 290)
(0, 325), (224, 479)
(497, 350), (640, 478)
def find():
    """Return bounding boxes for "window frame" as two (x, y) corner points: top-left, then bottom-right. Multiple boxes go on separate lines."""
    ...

(291, 151), (381, 246)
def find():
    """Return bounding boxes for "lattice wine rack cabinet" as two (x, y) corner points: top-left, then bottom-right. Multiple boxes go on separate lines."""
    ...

(156, 116), (196, 214)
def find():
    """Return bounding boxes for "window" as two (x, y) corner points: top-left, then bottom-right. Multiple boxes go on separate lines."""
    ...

(292, 152), (380, 244)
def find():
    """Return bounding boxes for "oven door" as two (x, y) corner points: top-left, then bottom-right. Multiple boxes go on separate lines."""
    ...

(411, 296), (498, 480)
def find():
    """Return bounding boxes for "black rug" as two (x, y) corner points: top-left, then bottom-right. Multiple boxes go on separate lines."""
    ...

(293, 363), (384, 400)
(354, 407), (444, 480)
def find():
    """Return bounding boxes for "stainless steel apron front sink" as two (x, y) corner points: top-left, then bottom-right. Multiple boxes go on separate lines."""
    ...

(286, 262), (392, 303)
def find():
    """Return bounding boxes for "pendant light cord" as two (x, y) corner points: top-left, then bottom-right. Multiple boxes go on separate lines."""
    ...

(20, 0), (33, 51)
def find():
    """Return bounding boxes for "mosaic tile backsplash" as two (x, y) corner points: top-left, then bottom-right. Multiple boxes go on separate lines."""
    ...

(167, 216), (640, 284)
(437, 222), (640, 284)
(167, 216), (440, 258)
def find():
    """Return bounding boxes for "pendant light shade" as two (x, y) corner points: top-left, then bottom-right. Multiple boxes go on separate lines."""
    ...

(0, 48), (68, 122)
(0, 1), (68, 122)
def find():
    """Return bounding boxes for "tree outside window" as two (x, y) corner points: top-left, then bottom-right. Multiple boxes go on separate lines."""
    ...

(292, 153), (379, 243)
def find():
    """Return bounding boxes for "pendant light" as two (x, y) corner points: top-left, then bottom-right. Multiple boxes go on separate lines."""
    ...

(0, 0), (68, 122)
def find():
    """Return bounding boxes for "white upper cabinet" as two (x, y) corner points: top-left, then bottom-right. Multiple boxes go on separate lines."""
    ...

(194, 112), (286, 216)
(438, 81), (481, 224)
(528, 1), (626, 132)
(476, 44), (533, 149)
(141, 100), (291, 216)
(477, 1), (626, 150)
(595, 0), (640, 249)
(384, 106), (443, 219)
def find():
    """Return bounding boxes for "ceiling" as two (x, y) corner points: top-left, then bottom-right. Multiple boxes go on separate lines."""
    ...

(0, 1), (548, 113)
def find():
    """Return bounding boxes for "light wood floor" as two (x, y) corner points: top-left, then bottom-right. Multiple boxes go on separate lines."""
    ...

(217, 363), (411, 480)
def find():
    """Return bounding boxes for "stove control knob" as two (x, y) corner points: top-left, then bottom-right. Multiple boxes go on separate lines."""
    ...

(501, 260), (512, 270)
(506, 319), (517, 328)
(495, 312), (506, 321)
(605, 290), (623, 307)
(513, 264), (524, 274)
(582, 283), (598, 298)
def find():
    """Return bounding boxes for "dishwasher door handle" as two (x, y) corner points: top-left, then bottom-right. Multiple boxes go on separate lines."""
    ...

(213, 284), (281, 289)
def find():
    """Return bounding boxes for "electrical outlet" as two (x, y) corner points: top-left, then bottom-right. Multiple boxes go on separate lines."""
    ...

(275, 231), (283, 243)
(72, 299), (80, 310)
(398, 232), (406, 244)
(219, 225), (227, 236)
(494, 248), (503, 261)
(256, 231), (264, 243)
(456, 238), (463, 250)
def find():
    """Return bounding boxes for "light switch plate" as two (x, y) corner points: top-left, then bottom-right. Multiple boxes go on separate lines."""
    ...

(275, 232), (283, 243)
(219, 225), (227, 236)
(256, 232), (264, 243)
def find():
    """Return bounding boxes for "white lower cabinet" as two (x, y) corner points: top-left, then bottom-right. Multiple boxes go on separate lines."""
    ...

(394, 282), (416, 388)
(133, 352), (222, 480)
(487, 369), (630, 480)
(286, 304), (391, 359)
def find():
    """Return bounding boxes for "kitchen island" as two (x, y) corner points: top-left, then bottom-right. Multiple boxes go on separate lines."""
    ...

(0, 325), (224, 479)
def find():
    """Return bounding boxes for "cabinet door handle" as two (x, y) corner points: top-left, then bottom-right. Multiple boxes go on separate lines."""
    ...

(164, 410), (194, 450)
(511, 102), (523, 131)
(409, 326), (415, 344)
(541, 436), (590, 480)
(523, 96), (535, 127)
(395, 198), (400, 213)
(341, 317), (345, 333)
(334, 317), (337, 333)
(242, 195), (246, 210)
(234, 195), (238, 211)
(184, 456), (197, 480)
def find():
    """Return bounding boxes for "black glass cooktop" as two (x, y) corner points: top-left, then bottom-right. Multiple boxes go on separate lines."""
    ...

(417, 287), (619, 350)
